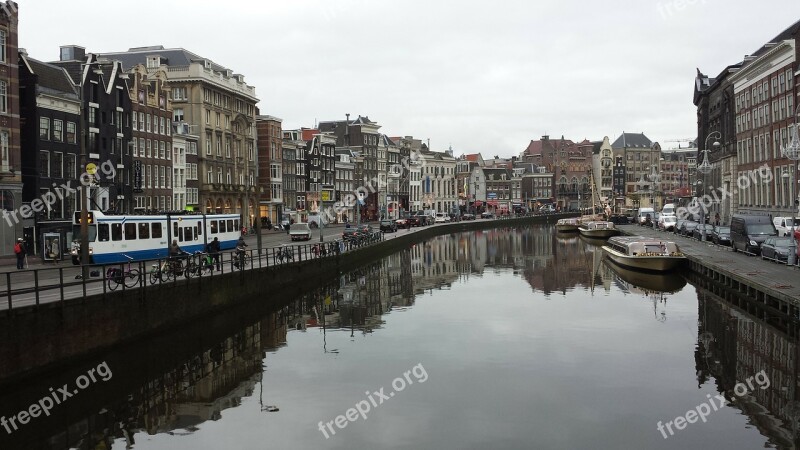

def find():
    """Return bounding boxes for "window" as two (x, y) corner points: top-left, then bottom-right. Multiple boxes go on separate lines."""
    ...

(151, 222), (162, 238)
(160, 116), (165, 134)
(206, 132), (212, 155)
(132, 113), (138, 131)
(65, 122), (76, 144)
(787, 69), (794, 90)
(40, 117), (50, 140)
(138, 222), (150, 239)
(173, 108), (184, 122)
(146, 139), (151, 158)
(39, 151), (50, 177)
(65, 154), (76, 179)
(146, 114), (150, 133)
(125, 223), (137, 240)
(160, 141), (165, 159)
(0, 131), (8, 172)
(52, 152), (63, 178)
(173, 87), (187, 100)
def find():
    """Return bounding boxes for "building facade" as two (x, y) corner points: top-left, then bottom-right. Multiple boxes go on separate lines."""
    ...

(256, 115), (282, 224)
(0, 1), (23, 255)
(611, 132), (661, 209)
(19, 50), (78, 257)
(101, 46), (259, 223)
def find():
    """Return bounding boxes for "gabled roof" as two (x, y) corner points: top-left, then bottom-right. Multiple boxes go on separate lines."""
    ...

(301, 129), (319, 141)
(611, 132), (653, 149)
(381, 135), (395, 146)
(464, 153), (483, 162)
(21, 52), (78, 98)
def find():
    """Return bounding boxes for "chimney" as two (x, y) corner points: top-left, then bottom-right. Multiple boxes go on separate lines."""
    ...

(542, 135), (549, 141)
(59, 45), (86, 62)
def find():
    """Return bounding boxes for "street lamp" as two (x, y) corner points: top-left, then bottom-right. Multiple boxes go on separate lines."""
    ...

(781, 106), (800, 266)
(697, 132), (721, 241)
(649, 165), (660, 231)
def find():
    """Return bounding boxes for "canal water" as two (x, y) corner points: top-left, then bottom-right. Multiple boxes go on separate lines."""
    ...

(1, 225), (796, 449)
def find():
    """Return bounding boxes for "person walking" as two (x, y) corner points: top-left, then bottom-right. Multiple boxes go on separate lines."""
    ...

(714, 212), (721, 226)
(13, 238), (26, 269)
(208, 237), (221, 271)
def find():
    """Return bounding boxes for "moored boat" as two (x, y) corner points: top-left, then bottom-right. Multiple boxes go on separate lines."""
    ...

(602, 236), (686, 272)
(556, 218), (580, 232)
(578, 221), (618, 239)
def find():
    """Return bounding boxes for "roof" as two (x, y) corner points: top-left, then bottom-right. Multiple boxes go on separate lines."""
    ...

(301, 129), (319, 141)
(464, 153), (482, 162)
(611, 132), (653, 149)
(21, 53), (78, 98)
(748, 19), (800, 59)
(98, 46), (230, 73)
(523, 136), (576, 157)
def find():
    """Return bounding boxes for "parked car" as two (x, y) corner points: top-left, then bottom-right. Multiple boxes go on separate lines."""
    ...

(773, 216), (800, 237)
(342, 227), (361, 241)
(731, 214), (777, 255)
(637, 208), (655, 226)
(356, 224), (374, 235)
(379, 220), (398, 233)
(462, 213), (476, 221)
(395, 217), (408, 227)
(480, 212), (494, 219)
(661, 203), (676, 217)
(289, 223), (312, 241)
(711, 226), (731, 246)
(674, 219), (686, 234)
(761, 237), (793, 263)
(434, 213), (449, 223)
(691, 223), (715, 240)
(408, 215), (423, 227)
(679, 220), (699, 236)
(657, 215), (677, 231)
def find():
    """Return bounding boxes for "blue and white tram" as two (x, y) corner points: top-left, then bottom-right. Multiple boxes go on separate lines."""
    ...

(70, 211), (242, 264)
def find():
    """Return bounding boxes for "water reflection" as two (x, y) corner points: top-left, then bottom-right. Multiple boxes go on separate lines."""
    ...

(4, 226), (798, 449)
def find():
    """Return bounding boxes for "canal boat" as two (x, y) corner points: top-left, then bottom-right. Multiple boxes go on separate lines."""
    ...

(601, 236), (686, 272)
(556, 218), (581, 232)
(605, 259), (687, 293)
(578, 221), (619, 239)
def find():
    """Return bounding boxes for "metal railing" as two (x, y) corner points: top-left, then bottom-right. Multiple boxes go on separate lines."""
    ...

(0, 232), (385, 313)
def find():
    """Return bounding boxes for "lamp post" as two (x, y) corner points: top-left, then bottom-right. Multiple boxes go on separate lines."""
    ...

(649, 165), (660, 231)
(698, 131), (721, 242)
(781, 106), (800, 266)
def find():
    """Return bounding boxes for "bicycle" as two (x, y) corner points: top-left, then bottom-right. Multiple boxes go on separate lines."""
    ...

(185, 251), (214, 278)
(106, 254), (140, 291)
(274, 245), (294, 264)
(232, 249), (249, 271)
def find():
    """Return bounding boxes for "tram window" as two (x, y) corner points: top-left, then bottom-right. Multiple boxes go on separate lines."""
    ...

(152, 223), (162, 238)
(111, 223), (122, 241)
(227, 220), (233, 232)
(185, 227), (193, 241)
(98, 224), (110, 242)
(210, 220), (218, 234)
(124, 223), (137, 240)
(173, 223), (178, 237)
(197, 221), (202, 236)
(194, 226), (199, 239)
(138, 223), (150, 239)
(220, 220), (226, 233)
(234, 219), (239, 231)
(178, 227), (184, 242)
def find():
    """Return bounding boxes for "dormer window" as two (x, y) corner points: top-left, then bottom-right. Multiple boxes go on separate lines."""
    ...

(146, 56), (160, 69)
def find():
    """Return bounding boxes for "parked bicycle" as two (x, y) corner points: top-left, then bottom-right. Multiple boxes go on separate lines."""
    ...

(274, 245), (294, 264)
(232, 249), (249, 271)
(185, 251), (214, 278)
(106, 254), (140, 291)
(149, 253), (188, 283)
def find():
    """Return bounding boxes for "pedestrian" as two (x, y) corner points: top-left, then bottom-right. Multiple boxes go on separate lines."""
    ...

(13, 238), (25, 270)
(714, 212), (720, 226)
(208, 237), (221, 271)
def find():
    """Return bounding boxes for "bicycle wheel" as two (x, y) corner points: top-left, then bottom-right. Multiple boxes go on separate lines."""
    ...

(149, 268), (162, 285)
(124, 269), (140, 288)
(185, 262), (198, 278)
(108, 276), (121, 291)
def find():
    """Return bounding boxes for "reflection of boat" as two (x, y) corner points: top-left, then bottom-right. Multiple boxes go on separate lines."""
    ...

(604, 258), (686, 293)
(579, 234), (608, 247)
(556, 218), (580, 232)
(578, 221), (618, 239)
(602, 236), (686, 272)
(556, 234), (579, 244)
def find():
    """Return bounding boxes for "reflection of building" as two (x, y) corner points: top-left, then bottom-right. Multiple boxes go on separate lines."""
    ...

(697, 283), (799, 448)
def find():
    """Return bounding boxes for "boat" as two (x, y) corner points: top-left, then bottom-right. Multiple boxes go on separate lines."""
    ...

(601, 235), (687, 272)
(578, 221), (619, 239)
(604, 259), (687, 293)
(556, 218), (581, 232)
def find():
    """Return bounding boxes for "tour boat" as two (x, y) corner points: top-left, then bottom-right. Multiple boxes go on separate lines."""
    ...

(602, 236), (686, 272)
(578, 221), (619, 239)
(556, 218), (581, 232)
(605, 259), (687, 293)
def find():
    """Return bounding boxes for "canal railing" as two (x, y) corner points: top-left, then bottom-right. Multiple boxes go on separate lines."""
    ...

(0, 232), (386, 314)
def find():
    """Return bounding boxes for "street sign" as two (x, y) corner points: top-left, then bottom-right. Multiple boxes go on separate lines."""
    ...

(86, 163), (97, 175)
(321, 190), (331, 202)
(487, 192), (497, 199)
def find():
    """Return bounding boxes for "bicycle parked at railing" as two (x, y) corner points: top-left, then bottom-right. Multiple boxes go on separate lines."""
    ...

(232, 249), (249, 271)
(274, 245), (294, 264)
(185, 251), (214, 278)
(149, 253), (189, 283)
(106, 254), (140, 291)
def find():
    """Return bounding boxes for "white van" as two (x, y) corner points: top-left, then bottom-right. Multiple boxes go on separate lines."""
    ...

(637, 207), (655, 225)
(661, 203), (676, 217)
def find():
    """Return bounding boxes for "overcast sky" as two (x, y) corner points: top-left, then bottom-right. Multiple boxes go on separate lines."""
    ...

(18, 0), (800, 157)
